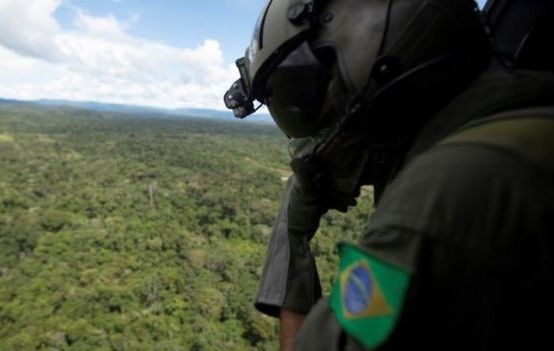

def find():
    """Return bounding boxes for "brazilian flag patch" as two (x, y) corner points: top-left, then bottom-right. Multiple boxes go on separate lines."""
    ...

(330, 242), (410, 349)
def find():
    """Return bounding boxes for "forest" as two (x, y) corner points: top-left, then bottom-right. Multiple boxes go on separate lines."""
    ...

(0, 104), (373, 350)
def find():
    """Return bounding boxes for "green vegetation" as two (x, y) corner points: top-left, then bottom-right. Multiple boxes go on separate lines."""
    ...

(0, 105), (373, 350)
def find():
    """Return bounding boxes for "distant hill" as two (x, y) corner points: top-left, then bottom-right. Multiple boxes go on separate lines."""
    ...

(0, 98), (31, 106)
(0, 98), (273, 124)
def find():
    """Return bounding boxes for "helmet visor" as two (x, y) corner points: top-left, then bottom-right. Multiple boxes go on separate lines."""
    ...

(265, 42), (332, 138)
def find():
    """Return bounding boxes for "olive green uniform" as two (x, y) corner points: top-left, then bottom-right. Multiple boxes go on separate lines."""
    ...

(255, 176), (327, 317)
(291, 70), (554, 349)
(295, 113), (554, 350)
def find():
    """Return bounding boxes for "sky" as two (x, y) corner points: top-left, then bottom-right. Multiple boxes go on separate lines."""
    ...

(0, 0), (487, 110)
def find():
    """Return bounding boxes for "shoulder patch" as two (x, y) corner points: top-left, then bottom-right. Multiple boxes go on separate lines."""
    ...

(341, 261), (392, 318)
(330, 243), (410, 349)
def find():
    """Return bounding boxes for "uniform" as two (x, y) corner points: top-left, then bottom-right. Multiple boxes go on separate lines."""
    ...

(293, 70), (554, 349)
(255, 176), (325, 317)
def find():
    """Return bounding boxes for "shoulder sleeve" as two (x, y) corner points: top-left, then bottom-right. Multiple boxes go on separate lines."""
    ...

(360, 142), (544, 266)
(354, 142), (554, 350)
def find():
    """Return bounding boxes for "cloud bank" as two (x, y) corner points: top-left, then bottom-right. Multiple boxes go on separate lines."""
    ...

(0, 0), (236, 109)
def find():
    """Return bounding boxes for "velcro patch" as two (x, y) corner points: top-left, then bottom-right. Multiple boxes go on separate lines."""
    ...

(330, 243), (409, 349)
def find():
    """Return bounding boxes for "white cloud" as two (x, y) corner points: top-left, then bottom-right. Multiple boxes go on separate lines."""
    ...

(73, 9), (130, 39)
(0, 0), (63, 61)
(0, 0), (236, 110)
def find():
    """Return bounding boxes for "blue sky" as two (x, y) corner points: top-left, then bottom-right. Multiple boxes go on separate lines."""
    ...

(0, 0), (488, 110)
(53, 0), (267, 63)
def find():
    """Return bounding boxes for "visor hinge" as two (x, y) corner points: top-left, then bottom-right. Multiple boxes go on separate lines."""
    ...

(287, 1), (314, 25)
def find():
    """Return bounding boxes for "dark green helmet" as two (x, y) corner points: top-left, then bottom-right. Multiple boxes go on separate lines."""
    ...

(224, 0), (490, 138)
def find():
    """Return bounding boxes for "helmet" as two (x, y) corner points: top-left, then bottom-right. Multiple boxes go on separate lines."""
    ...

(224, 0), (490, 139)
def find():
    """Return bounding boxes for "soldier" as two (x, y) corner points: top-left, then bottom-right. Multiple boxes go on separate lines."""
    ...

(224, 0), (554, 349)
